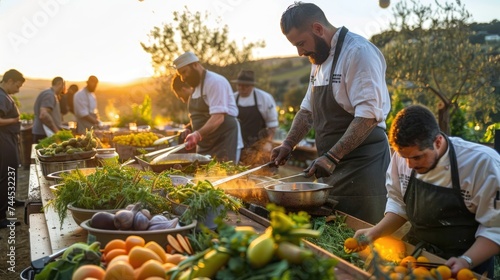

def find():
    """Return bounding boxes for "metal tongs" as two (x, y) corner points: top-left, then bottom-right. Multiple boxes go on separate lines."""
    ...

(149, 143), (187, 165)
(255, 172), (307, 186)
(120, 143), (185, 167)
(211, 161), (275, 187)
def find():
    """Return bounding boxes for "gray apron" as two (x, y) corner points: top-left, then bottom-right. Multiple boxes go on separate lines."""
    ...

(188, 71), (239, 162)
(236, 90), (266, 148)
(404, 135), (494, 277)
(311, 27), (390, 225)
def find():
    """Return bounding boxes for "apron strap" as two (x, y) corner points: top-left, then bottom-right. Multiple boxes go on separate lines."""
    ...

(327, 27), (349, 90)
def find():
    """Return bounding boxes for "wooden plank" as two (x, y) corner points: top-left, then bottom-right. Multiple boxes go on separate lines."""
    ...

(36, 163), (88, 253)
(27, 164), (41, 202)
(29, 213), (52, 261)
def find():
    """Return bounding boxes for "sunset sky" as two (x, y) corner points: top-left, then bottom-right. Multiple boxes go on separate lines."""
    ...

(1, 0), (499, 83)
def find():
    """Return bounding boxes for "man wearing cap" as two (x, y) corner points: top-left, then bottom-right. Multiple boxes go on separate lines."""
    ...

(232, 70), (278, 164)
(173, 51), (241, 163)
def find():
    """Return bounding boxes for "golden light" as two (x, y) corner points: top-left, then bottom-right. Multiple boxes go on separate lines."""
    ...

(288, 106), (294, 113)
(474, 124), (481, 131)
(279, 109), (285, 115)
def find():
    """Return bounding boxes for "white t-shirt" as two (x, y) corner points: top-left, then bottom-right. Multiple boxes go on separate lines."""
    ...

(234, 87), (279, 129)
(386, 137), (500, 245)
(300, 27), (391, 129)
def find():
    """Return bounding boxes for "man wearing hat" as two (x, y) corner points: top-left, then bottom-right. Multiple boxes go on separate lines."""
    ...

(232, 70), (278, 165)
(173, 51), (241, 163)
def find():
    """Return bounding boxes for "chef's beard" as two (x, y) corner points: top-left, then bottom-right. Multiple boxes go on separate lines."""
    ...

(185, 69), (201, 88)
(306, 34), (331, 65)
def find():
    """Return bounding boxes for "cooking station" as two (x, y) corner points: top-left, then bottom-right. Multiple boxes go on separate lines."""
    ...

(24, 141), (381, 279)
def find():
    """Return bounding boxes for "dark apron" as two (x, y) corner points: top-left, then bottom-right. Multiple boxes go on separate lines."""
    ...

(188, 71), (238, 162)
(237, 90), (266, 148)
(404, 135), (494, 277)
(0, 89), (20, 220)
(311, 27), (390, 225)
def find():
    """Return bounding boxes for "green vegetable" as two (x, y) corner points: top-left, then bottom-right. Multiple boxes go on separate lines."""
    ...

(49, 162), (171, 226)
(167, 180), (242, 225)
(34, 241), (101, 280)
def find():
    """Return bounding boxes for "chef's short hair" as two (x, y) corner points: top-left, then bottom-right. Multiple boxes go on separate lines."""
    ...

(389, 105), (440, 151)
(280, 2), (329, 34)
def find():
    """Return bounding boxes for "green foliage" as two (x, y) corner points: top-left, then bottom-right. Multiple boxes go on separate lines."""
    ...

(34, 130), (74, 149)
(380, 0), (500, 135)
(116, 94), (154, 127)
(49, 163), (171, 225)
(483, 123), (500, 143)
(20, 112), (34, 120)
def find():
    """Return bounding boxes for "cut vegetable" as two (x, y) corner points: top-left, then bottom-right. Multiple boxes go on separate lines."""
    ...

(184, 236), (194, 255)
(176, 233), (192, 255)
(167, 234), (184, 253)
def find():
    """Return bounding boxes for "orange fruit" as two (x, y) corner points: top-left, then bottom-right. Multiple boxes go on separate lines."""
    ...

(134, 259), (165, 280)
(104, 248), (128, 264)
(72, 264), (106, 280)
(166, 253), (186, 265)
(456, 268), (474, 280)
(400, 256), (417, 268)
(103, 239), (126, 255)
(393, 265), (408, 274)
(106, 255), (129, 268)
(344, 237), (359, 250)
(125, 235), (145, 253)
(416, 256), (429, 263)
(144, 241), (168, 263)
(412, 267), (431, 279)
(103, 260), (135, 280)
(389, 272), (404, 280)
(128, 246), (162, 269)
(434, 265), (452, 280)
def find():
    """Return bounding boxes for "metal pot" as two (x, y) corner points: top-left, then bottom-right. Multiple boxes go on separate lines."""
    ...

(264, 182), (333, 209)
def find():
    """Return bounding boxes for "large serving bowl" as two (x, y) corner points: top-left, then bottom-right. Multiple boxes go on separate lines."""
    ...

(264, 182), (333, 209)
(46, 167), (99, 183)
(39, 157), (96, 178)
(80, 218), (197, 248)
(67, 202), (119, 225)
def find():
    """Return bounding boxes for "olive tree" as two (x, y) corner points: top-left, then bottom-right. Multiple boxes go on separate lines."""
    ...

(373, 0), (499, 135)
(140, 7), (265, 124)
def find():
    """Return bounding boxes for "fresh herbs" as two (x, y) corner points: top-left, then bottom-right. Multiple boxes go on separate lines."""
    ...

(166, 180), (242, 225)
(306, 215), (365, 268)
(49, 162), (171, 225)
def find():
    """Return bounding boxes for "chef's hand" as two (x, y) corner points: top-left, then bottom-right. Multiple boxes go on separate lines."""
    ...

(304, 155), (336, 178)
(445, 257), (472, 276)
(184, 131), (201, 150)
(179, 128), (191, 143)
(271, 142), (293, 166)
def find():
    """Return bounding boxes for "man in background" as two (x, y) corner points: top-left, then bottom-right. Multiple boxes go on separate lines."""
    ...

(232, 70), (278, 165)
(0, 69), (25, 228)
(73, 75), (100, 134)
(65, 84), (79, 115)
(173, 51), (241, 163)
(32, 76), (65, 143)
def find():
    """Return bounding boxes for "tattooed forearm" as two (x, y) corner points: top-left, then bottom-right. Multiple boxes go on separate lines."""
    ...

(283, 109), (313, 147)
(329, 117), (378, 159)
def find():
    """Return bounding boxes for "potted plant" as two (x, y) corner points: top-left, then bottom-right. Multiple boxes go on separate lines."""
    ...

(49, 162), (172, 226)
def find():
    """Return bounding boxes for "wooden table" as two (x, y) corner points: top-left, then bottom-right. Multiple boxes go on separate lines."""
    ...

(27, 160), (268, 262)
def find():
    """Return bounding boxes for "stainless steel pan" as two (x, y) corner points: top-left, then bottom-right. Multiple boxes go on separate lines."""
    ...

(264, 182), (333, 209)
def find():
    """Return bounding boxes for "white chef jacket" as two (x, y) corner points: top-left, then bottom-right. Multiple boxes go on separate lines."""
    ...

(191, 70), (238, 117)
(386, 137), (500, 245)
(234, 87), (279, 129)
(300, 27), (390, 129)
